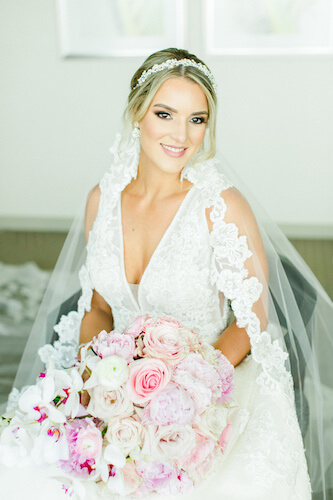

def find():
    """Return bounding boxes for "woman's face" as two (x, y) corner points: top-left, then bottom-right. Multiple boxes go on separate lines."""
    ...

(138, 77), (208, 176)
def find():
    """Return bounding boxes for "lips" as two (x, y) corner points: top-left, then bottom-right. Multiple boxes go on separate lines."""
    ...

(161, 143), (187, 158)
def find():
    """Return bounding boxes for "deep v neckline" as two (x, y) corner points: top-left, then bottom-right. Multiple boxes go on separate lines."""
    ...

(118, 186), (195, 309)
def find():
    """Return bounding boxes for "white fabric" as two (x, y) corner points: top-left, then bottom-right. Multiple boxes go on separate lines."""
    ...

(0, 147), (313, 498)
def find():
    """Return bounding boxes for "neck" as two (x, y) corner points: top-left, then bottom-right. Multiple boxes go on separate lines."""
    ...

(129, 157), (191, 201)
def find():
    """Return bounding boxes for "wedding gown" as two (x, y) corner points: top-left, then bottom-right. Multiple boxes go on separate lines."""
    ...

(0, 148), (313, 499)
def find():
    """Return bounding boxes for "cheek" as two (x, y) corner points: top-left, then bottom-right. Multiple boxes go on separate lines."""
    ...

(190, 126), (207, 147)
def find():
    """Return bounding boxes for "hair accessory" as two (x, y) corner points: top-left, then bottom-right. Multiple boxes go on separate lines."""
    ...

(133, 58), (217, 93)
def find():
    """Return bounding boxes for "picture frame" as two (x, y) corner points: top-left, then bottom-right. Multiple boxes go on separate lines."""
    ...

(57, 0), (185, 57)
(205, 0), (333, 55)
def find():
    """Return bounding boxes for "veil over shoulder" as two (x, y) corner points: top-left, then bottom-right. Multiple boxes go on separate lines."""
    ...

(4, 133), (333, 498)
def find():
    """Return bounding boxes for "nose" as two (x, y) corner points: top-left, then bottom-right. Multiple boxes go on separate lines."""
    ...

(169, 119), (188, 144)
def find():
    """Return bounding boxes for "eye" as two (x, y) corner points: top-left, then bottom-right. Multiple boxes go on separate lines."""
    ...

(190, 116), (207, 124)
(155, 111), (171, 119)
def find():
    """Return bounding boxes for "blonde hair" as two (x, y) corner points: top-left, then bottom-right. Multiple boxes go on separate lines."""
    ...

(123, 48), (217, 162)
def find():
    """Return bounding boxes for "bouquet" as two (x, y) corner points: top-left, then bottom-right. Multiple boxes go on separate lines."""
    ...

(0, 315), (234, 497)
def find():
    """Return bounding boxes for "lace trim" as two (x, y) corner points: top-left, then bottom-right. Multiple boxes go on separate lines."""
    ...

(208, 187), (294, 398)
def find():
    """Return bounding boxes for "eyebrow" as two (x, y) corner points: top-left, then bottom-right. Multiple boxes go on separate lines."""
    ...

(153, 103), (208, 116)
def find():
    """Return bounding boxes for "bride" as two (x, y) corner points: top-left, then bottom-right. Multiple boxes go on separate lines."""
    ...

(1, 48), (332, 499)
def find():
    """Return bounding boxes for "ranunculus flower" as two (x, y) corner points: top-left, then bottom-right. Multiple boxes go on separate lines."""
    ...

(142, 383), (195, 426)
(105, 417), (145, 456)
(92, 331), (136, 362)
(126, 358), (171, 406)
(197, 404), (229, 441)
(138, 316), (189, 364)
(142, 424), (196, 461)
(84, 355), (128, 391)
(87, 385), (133, 420)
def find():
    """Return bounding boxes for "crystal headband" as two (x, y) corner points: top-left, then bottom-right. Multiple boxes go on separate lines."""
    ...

(133, 58), (217, 93)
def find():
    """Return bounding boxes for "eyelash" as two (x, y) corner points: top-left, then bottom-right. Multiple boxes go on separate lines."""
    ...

(154, 112), (207, 124)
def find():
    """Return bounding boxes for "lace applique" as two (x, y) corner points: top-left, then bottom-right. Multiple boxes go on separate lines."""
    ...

(235, 407), (302, 489)
(207, 182), (294, 398)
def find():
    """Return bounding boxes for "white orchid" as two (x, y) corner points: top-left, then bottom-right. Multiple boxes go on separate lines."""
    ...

(30, 420), (69, 464)
(18, 375), (66, 424)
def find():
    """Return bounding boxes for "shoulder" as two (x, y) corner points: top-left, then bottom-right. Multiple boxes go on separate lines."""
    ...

(206, 186), (256, 232)
(84, 184), (101, 241)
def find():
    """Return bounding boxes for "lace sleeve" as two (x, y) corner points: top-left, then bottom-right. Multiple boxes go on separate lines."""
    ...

(209, 187), (293, 397)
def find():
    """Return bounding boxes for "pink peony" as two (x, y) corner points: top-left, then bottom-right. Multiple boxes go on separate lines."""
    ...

(123, 315), (148, 338)
(136, 460), (175, 494)
(142, 382), (195, 426)
(60, 418), (102, 477)
(179, 429), (223, 482)
(177, 429), (215, 472)
(173, 352), (222, 408)
(168, 470), (194, 495)
(126, 358), (172, 406)
(218, 420), (233, 453)
(215, 351), (234, 405)
(138, 316), (189, 364)
(92, 331), (136, 362)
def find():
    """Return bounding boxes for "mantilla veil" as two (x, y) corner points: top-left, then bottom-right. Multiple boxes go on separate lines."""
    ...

(3, 99), (333, 498)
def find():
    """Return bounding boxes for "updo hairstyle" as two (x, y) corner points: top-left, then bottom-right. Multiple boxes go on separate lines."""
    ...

(123, 48), (217, 161)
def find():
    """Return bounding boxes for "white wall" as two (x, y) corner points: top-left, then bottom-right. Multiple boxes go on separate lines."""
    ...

(1, 0), (332, 236)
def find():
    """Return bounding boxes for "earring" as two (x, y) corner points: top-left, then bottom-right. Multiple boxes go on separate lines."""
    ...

(132, 121), (140, 140)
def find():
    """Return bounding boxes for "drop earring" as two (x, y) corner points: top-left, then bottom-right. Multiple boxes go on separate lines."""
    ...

(132, 121), (140, 142)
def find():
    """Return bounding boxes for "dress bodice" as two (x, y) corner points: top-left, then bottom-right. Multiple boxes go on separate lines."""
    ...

(86, 181), (230, 344)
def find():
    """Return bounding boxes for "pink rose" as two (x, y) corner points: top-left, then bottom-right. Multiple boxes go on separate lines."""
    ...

(142, 424), (196, 461)
(123, 315), (149, 338)
(87, 385), (133, 420)
(105, 417), (145, 456)
(92, 331), (136, 362)
(126, 358), (172, 406)
(218, 420), (232, 453)
(138, 317), (189, 364)
(142, 382), (195, 426)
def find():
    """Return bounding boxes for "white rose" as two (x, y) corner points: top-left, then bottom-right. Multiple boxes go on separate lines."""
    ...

(197, 405), (228, 441)
(142, 424), (196, 461)
(84, 355), (128, 391)
(105, 417), (145, 456)
(87, 386), (134, 420)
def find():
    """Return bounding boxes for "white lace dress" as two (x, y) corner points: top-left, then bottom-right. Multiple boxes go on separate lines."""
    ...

(0, 156), (311, 500)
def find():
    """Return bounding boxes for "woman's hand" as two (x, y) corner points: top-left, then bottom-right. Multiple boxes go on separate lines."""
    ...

(80, 368), (91, 407)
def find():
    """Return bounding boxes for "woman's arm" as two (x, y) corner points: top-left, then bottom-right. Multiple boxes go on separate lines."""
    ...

(207, 187), (269, 367)
(79, 184), (114, 345)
